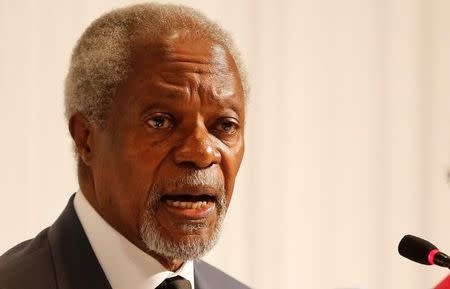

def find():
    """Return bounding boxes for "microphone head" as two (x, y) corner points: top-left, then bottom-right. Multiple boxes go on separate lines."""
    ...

(398, 234), (437, 265)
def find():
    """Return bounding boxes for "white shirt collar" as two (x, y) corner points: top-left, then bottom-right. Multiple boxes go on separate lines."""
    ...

(73, 190), (195, 289)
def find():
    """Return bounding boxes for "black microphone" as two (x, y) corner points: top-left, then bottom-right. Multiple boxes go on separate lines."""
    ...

(398, 234), (450, 269)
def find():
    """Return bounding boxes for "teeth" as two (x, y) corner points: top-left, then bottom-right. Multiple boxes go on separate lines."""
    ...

(166, 200), (208, 209)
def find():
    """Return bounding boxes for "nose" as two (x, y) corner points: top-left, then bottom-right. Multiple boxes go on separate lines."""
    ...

(173, 125), (221, 169)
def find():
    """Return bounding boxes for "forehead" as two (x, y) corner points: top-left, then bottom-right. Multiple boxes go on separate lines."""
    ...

(132, 33), (237, 72)
(125, 33), (244, 102)
(163, 31), (227, 59)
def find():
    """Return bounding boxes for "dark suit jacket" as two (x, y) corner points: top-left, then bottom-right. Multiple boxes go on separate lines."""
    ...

(0, 195), (249, 289)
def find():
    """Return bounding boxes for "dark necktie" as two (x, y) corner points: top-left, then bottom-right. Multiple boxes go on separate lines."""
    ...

(156, 275), (192, 289)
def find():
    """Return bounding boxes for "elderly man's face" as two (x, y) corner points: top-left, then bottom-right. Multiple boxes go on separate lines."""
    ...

(87, 35), (245, 266)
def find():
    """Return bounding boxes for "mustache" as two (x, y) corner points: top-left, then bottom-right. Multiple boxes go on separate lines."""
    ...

(150, 169), (225, 197)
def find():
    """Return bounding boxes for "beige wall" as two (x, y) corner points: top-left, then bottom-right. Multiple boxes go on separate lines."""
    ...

(1, 0), (450, 288)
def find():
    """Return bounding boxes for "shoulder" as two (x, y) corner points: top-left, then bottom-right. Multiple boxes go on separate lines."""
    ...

(0, 228), (56, 289)
(194, 260), (251, 289)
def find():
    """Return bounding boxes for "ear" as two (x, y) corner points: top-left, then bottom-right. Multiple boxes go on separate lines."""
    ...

(69, 113), (95, 166)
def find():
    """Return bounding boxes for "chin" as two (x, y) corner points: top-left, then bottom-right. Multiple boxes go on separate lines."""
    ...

(139, 213), (225, 261)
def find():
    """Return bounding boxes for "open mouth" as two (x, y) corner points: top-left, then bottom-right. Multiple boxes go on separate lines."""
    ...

(160, 194), (216, 218)
(161, 194), (215, 209)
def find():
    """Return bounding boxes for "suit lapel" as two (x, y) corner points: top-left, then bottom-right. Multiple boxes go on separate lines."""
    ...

(194, 260), (250, 289)
(48, 195), (112, 289)
(194, 261), (205, 289)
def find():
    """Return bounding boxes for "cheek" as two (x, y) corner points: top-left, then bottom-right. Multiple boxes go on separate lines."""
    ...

(221, 140), (245, 202)
(103, 132), (170, 212)
(116, 129), (170, 173)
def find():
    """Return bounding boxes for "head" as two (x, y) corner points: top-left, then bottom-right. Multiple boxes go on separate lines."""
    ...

(65, 3), (247, 270)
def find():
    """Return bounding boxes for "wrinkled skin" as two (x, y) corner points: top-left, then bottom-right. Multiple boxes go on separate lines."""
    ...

(69, 33), (245, 271)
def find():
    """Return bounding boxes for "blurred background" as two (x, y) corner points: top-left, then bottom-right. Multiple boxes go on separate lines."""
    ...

(1, 0), (450, 288)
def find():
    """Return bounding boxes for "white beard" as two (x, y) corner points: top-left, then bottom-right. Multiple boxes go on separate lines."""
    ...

(139, 171), (227, 261)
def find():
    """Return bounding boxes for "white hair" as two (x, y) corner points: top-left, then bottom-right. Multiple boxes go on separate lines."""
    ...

(64, 3), (248, 126)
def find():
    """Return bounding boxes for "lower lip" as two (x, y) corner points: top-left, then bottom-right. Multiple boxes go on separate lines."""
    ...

(161, 201), (216, 220)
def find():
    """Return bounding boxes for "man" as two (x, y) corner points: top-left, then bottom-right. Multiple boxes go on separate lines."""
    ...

(0, 3), (249, 289)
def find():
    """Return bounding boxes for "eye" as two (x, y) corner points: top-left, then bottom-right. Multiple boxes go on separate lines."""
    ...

(215, 118), (239, 134)
(146, 113), (173, 129)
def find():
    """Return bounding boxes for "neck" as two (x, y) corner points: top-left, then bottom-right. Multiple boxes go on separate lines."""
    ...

(149, 251), (185, 271)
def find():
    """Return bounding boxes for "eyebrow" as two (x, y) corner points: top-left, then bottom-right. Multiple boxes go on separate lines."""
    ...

(161, 90), (190, 100)
(216, 97), (243, 114)
(153, 81), (191, 100)
(138, 96), (244, 118)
